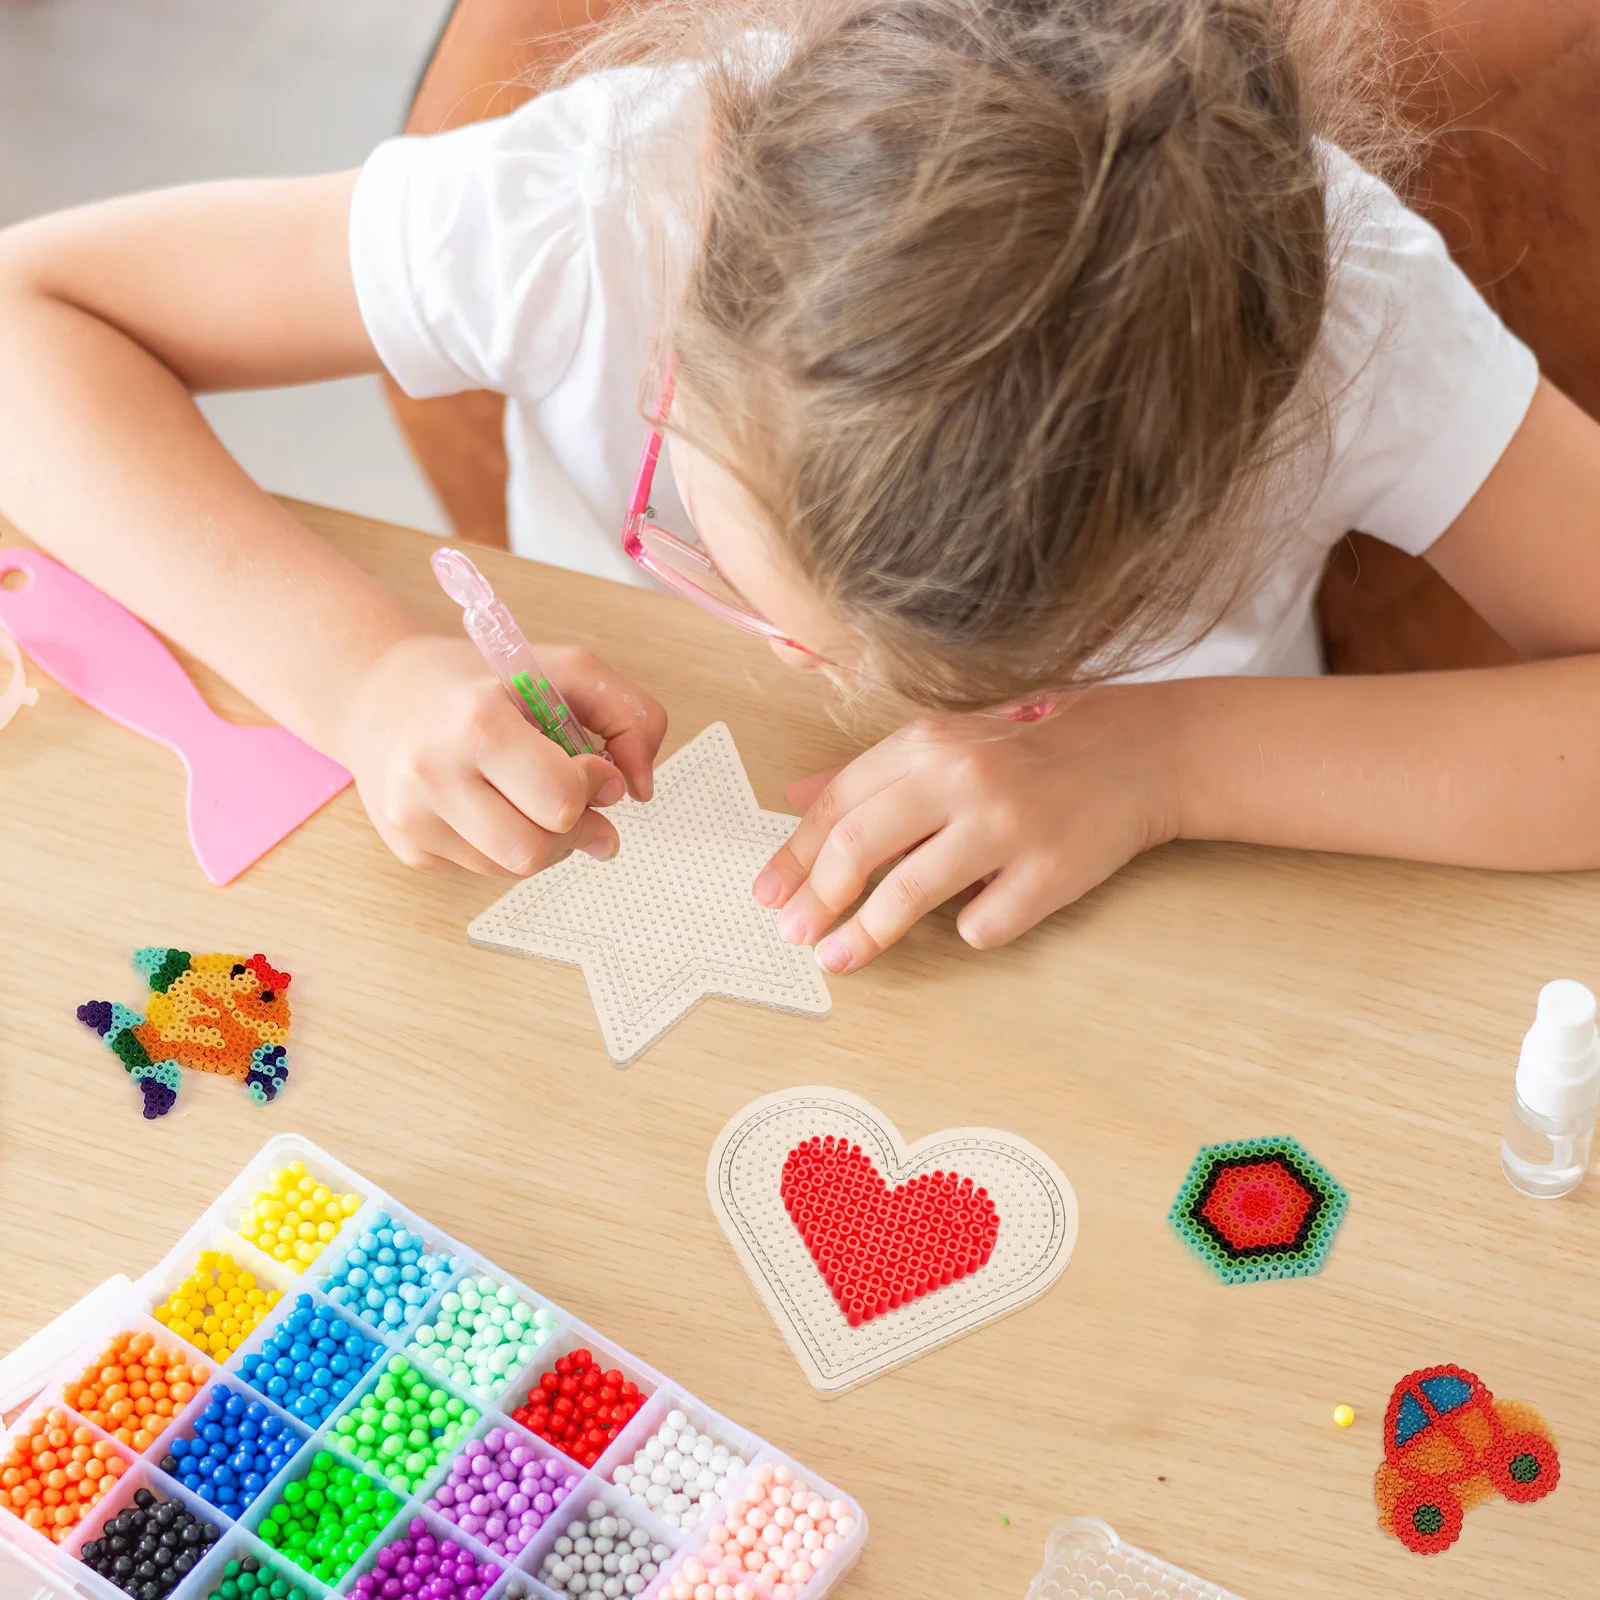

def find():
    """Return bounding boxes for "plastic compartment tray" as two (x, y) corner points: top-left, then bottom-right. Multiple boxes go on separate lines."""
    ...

(1025, 1518), (1245, 1600)
(1, 1135), (867, 1600)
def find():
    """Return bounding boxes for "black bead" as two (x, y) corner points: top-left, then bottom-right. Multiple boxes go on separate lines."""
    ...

(240, 1558), (259, 1574)
(154, 1502), (177, 1526)
(113, 1557), (135, 1577)
(153, 1549), (174, 1567)
(173, 1552), (197, 1576)
(134, 1488), (156, 1510)
(160, 1456), (179, 1475)
(134, 1560), (158, 1580)
(139, 1583), (164, 1600)
(135, 1538), (157, 1557)
(202, 1524), (221, 1544)
(180, 1524), (204, 1546)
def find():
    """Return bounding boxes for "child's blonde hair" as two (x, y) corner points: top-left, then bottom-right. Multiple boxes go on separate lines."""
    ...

(578, 0), (1410, 706)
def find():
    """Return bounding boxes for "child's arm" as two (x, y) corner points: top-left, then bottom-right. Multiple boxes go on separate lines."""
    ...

(0, 177), (665, 873)
(757, 378), (1600, 972)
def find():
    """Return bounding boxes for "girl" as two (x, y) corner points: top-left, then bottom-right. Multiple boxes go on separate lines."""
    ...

(3, 0), (1600, 979)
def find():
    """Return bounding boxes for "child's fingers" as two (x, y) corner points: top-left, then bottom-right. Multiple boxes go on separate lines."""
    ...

(783, 768), (841, 812)
(812, 828), (991, 975)
(386, 809), (520, 878)
(954, 853), (1073, 950)
(438, 776), (618, 877)
(775, 783), (943, 947)
(479, 712), (622, 831)
(563, 663), (668, 801)
(755, 744), (909, 907)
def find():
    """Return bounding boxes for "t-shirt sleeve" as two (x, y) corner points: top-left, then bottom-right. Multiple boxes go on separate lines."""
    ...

(349, 88), (609, 402)
(1316, 148), (1539, 556)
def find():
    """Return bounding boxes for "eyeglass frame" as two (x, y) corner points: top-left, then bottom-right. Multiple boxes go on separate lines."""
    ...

(618, 371), (1058, 723)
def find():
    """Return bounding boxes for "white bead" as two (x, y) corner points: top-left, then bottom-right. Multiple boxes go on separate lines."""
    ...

(696, 1470), (717, 1493)
(692, 1443), (713, 1466)
(639, 1565), (657, 1582)
(583, 1555), (603, 1574)
(594, 1536), (615, 1555)
(616, 1520), (634, 1538)
(618, 1556), (638, 1575)
(651, 1546), (670, 1563)
(645, 1486), (667, 1508)
(666, 1411), (687, 1430)
(575, 1537), (594, 1555)
(587, 1500), (607, 1519)
(662, 1451), (683, 1474)
(555, 1538), (575, 1555)
(623, 1582), (644, 1597)
(645, 1439), (666, 1461)
(603, 1583), (624, 1600)
(629, 1529), (649, 1548)
(566, 1524), (585, 1541)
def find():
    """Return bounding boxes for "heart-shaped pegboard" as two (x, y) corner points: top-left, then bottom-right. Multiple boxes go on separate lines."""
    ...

(708, 1087), (1077, 1394)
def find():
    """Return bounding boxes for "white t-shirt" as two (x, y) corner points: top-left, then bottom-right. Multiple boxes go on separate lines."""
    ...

(350, 65), (1539, 680)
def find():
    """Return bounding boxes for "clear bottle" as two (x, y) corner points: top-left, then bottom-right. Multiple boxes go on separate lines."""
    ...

(1501, 979), (1600, 1199)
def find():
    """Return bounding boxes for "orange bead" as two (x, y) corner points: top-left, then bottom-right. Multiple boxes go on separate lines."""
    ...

(130, 1431), (154, 1453)
(169, 1382), (194, 1403)
(23, 1507), (45, 1529)
(153, 1399), (174, 1417)
(132, 1399), (154, 1418)
(73, 1428), (94, 1448)
(104, 1458), (126, 1479)
(63, 1462), (85, 1483)
(41, 1488), (62, 1506)
(84, 1460), (105, 1481)
(35, 1451), (57, 1472)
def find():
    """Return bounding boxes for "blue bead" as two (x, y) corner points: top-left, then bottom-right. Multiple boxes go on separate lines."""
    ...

(170, 1437), (190, 1458)
(328, 1354), (350, 1376)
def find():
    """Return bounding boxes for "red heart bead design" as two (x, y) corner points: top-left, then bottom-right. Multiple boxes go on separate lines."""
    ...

(781, 1135), (1001, 1326)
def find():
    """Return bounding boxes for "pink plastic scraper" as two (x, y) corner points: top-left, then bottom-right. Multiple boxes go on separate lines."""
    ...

(0, 547), (351, 884)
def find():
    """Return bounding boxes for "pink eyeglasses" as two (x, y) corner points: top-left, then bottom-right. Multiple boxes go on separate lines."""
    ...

(621, 371), (822, 659)
(620, 372), (1058, 723)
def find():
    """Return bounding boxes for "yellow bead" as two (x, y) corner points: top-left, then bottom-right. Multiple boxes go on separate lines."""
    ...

(1333, 1405), (1355, 1428)
(341, 1194), (361, 1216)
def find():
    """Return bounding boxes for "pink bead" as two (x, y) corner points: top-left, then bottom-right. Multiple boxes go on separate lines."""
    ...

(770, 1487), (789, 1509)
(774, 1588), (794, 1600)
(743, 1551), (764, 1573)
(822, 1532), (841, 1551)
(733, 1587), (754, 1600)
(682, 1560), (706, 1584)
(802, 1531), (823, 1552)
(668, 1582), (692, 1600)
(759, 1564), (780, 1587)
(835, 1514), (857, 1536)
(771, 1465), (791, 1486)
(695, 1586), (714, 1600)
(773, 1507), (794, 1529)
(790, 1560), (813, 1584)
(781, 1530), (802, 1552)
(760, 1525), (782, 1548)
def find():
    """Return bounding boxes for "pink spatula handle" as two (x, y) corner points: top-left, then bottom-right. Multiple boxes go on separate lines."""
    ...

(0, 547), (351, 883)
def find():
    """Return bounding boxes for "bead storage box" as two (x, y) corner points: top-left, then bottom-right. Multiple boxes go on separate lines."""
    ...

(1, 1136), (867, 1600)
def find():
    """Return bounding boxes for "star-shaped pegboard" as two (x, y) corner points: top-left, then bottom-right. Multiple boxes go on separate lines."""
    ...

(468, 723), (831, 1064)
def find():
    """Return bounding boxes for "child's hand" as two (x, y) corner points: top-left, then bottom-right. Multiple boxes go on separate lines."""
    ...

(752, 690), (1179, 972)
(341, 635), (666, 875)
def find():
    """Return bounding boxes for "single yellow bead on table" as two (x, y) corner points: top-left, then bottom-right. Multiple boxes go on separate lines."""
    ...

(1333, 1404), (1355, 1428)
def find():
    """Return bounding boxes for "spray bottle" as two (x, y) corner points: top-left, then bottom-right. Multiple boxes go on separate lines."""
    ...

(1501, 979), (1600, 1198)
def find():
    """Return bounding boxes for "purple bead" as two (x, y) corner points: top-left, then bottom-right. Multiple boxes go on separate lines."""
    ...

(507, 1446), (530, 1469)
(490, 1482), (512, 1504)
(380, 1580), (402, 1599)
(458, 1515), (482, 1537)
(485, 1428), (504, 1451)
(484, 1517), (506, 1541)
(532, 1492), (552, 1514)
(376, 1550), (398, 1572)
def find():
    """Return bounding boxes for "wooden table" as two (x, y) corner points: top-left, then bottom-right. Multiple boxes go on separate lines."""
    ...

(3, 501), (1597, 1600)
